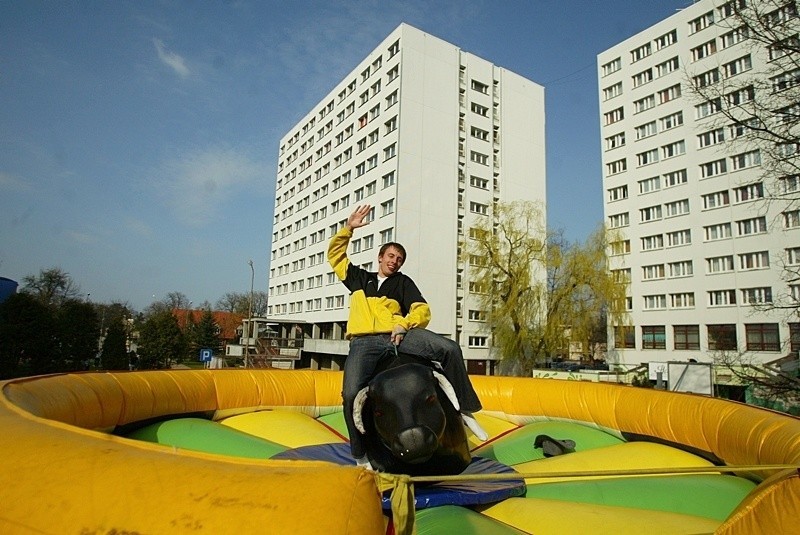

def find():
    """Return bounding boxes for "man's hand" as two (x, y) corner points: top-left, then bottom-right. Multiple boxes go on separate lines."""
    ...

(391, 324), (407, 346)
(346, 205), (372, 231)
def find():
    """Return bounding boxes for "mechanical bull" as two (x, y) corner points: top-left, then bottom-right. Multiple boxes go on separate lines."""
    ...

(352, 354), (472, 475)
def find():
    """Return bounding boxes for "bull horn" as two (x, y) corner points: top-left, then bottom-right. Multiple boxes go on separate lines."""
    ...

(432, 371), (460, 411)
(352, 386), (369, 435)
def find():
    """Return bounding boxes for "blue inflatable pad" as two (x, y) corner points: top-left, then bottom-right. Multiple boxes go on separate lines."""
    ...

(273, 443), (526, 510)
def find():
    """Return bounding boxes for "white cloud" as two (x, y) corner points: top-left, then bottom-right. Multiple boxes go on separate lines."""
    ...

(0, 171), (32, 192)
(157, 146), (266, 227)
(153, 38), (190, 78)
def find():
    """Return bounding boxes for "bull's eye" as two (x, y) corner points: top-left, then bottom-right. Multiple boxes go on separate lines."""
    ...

(426, 394), (436, 404)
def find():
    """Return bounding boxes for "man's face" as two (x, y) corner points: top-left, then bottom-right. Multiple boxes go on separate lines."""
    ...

(378, 246), (404, 277)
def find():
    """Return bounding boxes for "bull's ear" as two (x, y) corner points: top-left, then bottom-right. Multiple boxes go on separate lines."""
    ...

(432, 371), (460, 411)
(352, 386), (369, 434)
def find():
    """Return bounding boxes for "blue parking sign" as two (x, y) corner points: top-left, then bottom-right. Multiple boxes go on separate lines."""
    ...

(199, 348), (213, 362)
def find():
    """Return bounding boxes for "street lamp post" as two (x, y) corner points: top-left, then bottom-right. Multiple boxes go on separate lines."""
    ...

(244, 260), (254, 368)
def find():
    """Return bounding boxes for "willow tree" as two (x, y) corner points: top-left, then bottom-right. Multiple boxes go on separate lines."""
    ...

(463, 201), (628, 375)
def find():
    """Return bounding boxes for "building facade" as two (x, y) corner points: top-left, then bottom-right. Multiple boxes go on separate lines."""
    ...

(598, 0), (800, 372)
(268, 23), (546, 373)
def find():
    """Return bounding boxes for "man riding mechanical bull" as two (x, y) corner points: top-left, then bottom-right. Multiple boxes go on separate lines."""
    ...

(328, 205), (488, 472)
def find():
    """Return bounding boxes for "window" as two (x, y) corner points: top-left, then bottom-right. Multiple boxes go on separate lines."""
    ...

(604, 107), (624, 125)
(470, 201), (488, 215)
(365, 181), (377, 196)
(708, 289), (737, 306)
(659, 111), (683, 131)
(382, 171), (395, 189)
(658, 84), (681, 104)
(727, 85), (754, 106)
(471, 126), (490, 141)
(468, 310), (486, 321)
(742, 287), (773, 305)
(367, 154), (378, 169)
(642, 264), (665, 280)
(611, 268), (631, 283)
(745, 324), (780, 351)
(641, 234), (663, 251)
(466, 150), (489, 166)
(380, 199), (394, 217)
(363, 234), (374, 249)
(718, 0), (745, 19)
(724, 55), (752, 78)
(471, 102), (489, 117)
(387, 65), (399, 82)
(631, 42), (652, 62)
(785, 209), (800, 229)
(667, 229), (691, 247)
(701, 159), (727, 178)
(731, 150), (760, 170)
(788, 247), (800, 270)
(635, 121), (658, 140)
(691, 40), (717, 61)
(781, 175), (800, 195)
(698, 128), (725, 148)
(388, 39), (400, 57)
(644, 294), (667, 310)
(770, 34), (800, 60)
(737, 216), (768, 236)
(668, 260), (693, 278)
(606, 159), (626, 175)
(471, 79), (489, 94)
(656, 57), (680, 77)
(351, 239), (362, 254)
(663, 169), (687, 187)
(708, 324), (737, 350)
(655, 29), (678, 50)
(664, 199), (689, 217)
(642, 325), (666, 348)
(634, 94), (656, 113)
(632, 68), (654, 87)
(379, 228), (393, 244)
(468, 336), (488, 348)
(383, 143), (396, 160)
(602, 57), (621, 76)
(671, 292), (695, 308)
(609, 212), (630, 228)
(639, 176), (660, 194)
(385, 90), (398, 108)
(689, 11), (714, 34)
(614, 326), (635, 349)
(696, 97), (722, 118)
(707, 255), (734, 273)
(693, 68), (720, 88)
(721, 26), (749, 48)
(674, 325), (700, 350)
(608, 184), (628, 201)
(605, 132), (626, 150)
(739, 251), (769, 270)
(603, 82), (623, 101)
(610, 239), (631, 255)
(772, 69), (800, 92)
(637, 148), (659, 167)
(470, 175), (489, 189)
(702, 190), (730, 210)
(662, 140), (685, 159)
(704, 222), (732, 241)
(640, 205), (662, 222)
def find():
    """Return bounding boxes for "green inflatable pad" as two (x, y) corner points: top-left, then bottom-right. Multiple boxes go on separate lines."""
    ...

(416, 505), (527, 534)
(126, 417), (288, 459)
(474, 420), (624, 465)
(317, 411), (348, 438)
(523, 474), (756, 521)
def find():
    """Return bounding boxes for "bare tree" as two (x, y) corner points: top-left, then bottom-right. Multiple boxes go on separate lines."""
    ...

(21, 267), (81, 306)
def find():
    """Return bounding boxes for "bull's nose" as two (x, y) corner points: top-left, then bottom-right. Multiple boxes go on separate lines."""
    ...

(392, 427), (437, 464)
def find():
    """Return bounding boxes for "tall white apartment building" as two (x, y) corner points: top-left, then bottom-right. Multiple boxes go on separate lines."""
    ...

(598, 0), (800, 372)
(268, 24), (546, 373)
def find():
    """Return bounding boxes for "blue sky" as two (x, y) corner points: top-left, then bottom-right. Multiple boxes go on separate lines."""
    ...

(0, 0), (689, 311)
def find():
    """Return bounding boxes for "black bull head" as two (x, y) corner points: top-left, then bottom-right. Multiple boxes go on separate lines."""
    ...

(352, 358), (472, 475)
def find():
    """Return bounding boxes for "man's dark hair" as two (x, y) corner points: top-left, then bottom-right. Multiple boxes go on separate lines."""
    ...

(379, 242), (407, 262)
